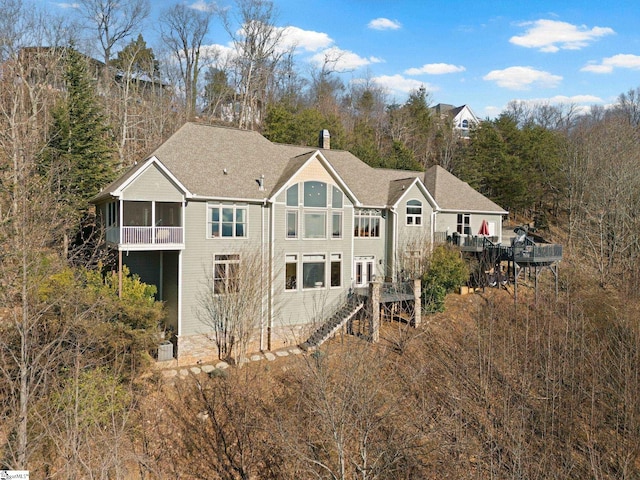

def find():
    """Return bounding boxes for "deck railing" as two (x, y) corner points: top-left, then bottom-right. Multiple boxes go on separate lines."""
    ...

(106, 226), (184, 246)
(513, 244), (563, 263)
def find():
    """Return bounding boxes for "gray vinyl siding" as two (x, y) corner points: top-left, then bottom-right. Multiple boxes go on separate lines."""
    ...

(121, 164), (184, 202)
(353, 212), (388, 282)
(179, 200), (265, 337)
(436, 212), (503, 240)
(271, 186), (354, 328)
(395, 184), (434, 250)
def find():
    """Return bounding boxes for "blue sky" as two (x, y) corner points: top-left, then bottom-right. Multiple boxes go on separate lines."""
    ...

(47, 0), (640, 118)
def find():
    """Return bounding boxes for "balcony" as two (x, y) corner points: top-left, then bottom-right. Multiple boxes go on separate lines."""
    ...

(104, 200), (184, 250)
(513, 244), (563, 264)
(106, 226), (184, 249)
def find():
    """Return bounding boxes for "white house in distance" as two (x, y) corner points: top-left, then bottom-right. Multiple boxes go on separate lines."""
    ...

(91, 123), (506, 362)
(431, 103), (480, 139)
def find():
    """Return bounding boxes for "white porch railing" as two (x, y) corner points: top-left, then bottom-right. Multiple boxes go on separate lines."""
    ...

(106, 226), (184, 246)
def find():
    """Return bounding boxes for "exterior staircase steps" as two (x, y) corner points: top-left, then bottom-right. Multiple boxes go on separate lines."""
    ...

(299, 299), (364, 351)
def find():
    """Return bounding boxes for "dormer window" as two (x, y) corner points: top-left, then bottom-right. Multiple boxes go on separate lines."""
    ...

(406, 200), (422, 225)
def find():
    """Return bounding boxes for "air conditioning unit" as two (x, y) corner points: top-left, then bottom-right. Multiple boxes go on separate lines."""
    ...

(157, 340), (174, 362)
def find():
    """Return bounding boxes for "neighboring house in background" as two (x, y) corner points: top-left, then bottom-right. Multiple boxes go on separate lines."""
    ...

(17, 46), (168, 97)
(431, 103), (480, 139)
(91, 124), (507, 362)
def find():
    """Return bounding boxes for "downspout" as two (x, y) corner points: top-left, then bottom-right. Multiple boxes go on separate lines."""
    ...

(177, 199), (186, 340)
(431, 210), (437, 253)
(259, 198), (266, 351)
(351, 206), (355, 289)
(268, 198), (275, 351)
(118, 198), (123, 298)
(390, 206), (397, 281)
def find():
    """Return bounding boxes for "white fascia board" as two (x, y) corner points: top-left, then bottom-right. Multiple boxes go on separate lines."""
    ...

(113, 156), (192, 199)
(268, 150), (362, 207)
(439, 207), (509, 215)
(188, 194), (266, 204)
(392, 177), (439, 210)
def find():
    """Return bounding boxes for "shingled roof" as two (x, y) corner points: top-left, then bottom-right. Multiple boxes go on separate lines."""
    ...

(93, 122), (505, 214)
(424, 165), (507, 214)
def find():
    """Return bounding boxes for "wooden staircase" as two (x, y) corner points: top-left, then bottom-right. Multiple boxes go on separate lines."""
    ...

(299, 297), (364, 351)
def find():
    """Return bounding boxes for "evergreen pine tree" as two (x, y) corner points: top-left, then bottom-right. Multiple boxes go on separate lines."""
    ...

(44, 47), (116, 215)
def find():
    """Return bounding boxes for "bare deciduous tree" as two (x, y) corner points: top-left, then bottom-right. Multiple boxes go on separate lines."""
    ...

(197, 249), (265, 364)
(224, 0), (291, 129)
(160, 2), (213, 120)
(77, 0), (150, 68)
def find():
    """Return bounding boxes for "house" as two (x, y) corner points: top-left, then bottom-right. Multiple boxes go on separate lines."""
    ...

(91, 123), (507, 362)
(17, 46), (168, 97)
(431, 103), (480, 139)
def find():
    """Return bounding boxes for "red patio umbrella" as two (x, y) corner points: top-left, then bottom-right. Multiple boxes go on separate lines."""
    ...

(478, 219), (490, 236)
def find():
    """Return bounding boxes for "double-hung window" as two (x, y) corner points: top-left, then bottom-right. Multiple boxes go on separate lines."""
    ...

(286, 185), (299, 239)
(208, 205), (247, 238)
(285, 254), (297, 290)
(330, 253), (341, 287)
(406, 200), (422, 226)
(331, 186), (343, 238)
(457, 213), (470, 235)
(213, 254), (240, 294)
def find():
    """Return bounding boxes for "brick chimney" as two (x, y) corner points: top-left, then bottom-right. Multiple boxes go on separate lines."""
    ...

(319, 129), (330, 149)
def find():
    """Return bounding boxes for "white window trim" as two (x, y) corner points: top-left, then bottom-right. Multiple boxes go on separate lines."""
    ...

(285, 254), (298, 291)
(354, 209), (382, 238)
(331, 211), (343, 239)
(330, 253), (342, 288)
(302, 253), (327, 290)
(286, 210), (298, 239)
(213, 254), (240, 294)
(207, 203), (248, 239)
(406, 199), (423, 226)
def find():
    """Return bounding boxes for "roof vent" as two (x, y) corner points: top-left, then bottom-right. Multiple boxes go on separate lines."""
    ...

(319, 129), (330, 150)
(223, 168), (228, 175)
(257, 174), (265, 191)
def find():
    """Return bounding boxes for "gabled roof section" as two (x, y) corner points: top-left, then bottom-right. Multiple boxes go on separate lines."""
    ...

(388, 177), (438, 209)
(424, 165), (507, 214)
(148, 123), (314, 201)
(92, 123), (507, 216)
(90, 156), (190, 203)
(269, 150), (360, 206)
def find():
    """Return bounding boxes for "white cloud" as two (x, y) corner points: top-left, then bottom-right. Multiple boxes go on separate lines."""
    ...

(581, 54), (640, 73)
(280, 26), (333, 52)
(483, 66), (562, 90)
(310, 47), (382, 72)
(510, 19), (614, 53)
(405, 63), (466, 75)
(484, 106), (501, 118)
(368, 18), (402, 30)
(371, 75), (434, 95)
(189, 1), (216, 13)
(52, 2), (79, 8)
(517, 94), (604, 105)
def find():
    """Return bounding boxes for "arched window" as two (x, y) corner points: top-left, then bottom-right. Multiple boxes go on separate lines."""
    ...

(303, 181), (327, 207)
(406, 200), (422, 225)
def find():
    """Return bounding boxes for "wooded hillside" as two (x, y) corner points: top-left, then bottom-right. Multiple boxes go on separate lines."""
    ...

(1, 0), (640, 477)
